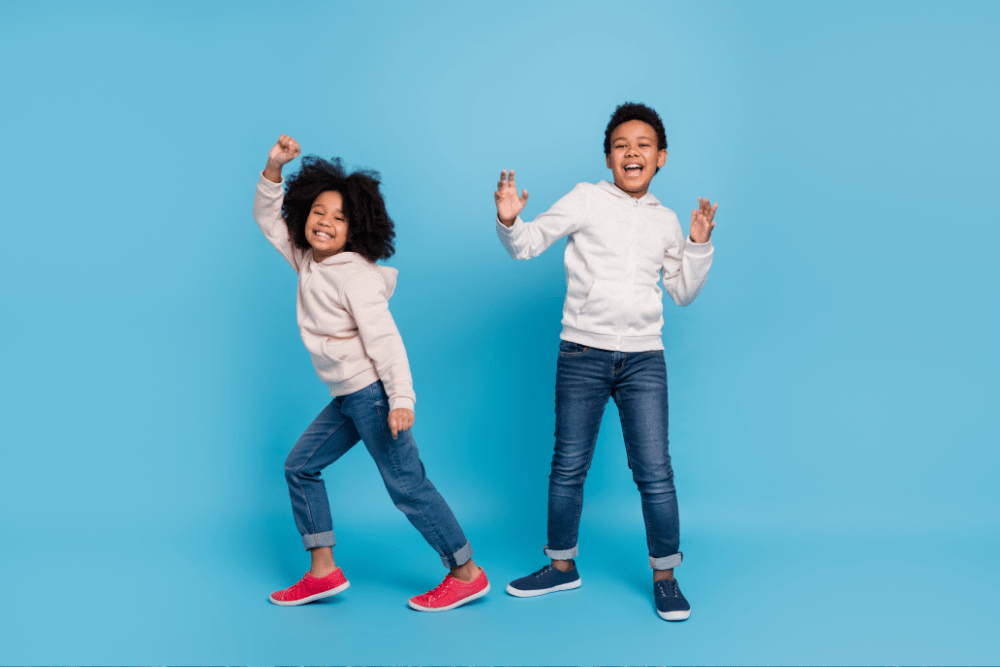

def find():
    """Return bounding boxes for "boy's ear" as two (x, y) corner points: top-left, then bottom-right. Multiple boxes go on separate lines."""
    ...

(606, 154), (612, 169)
(657, 149), (668, 168)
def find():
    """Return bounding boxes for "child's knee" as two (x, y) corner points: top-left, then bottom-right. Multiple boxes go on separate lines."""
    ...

(284, 458), (320, 483)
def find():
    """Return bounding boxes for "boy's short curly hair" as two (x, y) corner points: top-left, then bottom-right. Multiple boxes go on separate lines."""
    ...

(603, 102), (668, 162)
(282, 156), (396, 263)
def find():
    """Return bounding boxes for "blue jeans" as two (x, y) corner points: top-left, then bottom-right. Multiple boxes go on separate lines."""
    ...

(545, 340), (682, 570)
(283, 380), (472, 569)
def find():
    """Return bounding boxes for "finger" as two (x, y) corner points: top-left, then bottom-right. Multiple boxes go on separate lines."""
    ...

(708, 202), (718, 222)
(389, 415), (398, 439)
(520, 189), (529, 205)
(500, 170), (508, 187)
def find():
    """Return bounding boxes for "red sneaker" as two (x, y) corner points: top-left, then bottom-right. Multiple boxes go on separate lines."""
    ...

(269, 568), (350, 606)
(408, 568), (490, 612)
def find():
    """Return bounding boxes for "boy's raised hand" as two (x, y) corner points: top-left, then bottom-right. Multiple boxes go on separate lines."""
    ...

(263, 134), (301, 182)
(495, 169), (529, 227)
(690, 197), (718, 244)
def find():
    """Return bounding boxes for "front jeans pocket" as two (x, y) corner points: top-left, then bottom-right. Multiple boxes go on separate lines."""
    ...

(558, 340), (590, 357)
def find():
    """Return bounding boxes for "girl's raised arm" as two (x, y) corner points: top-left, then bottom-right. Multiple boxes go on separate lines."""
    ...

(253, 134), (306, 270)
(264, 134), (301, 182)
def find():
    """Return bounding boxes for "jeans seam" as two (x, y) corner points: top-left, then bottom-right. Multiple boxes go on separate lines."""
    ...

(379, 394), (452, 567)
(290, 419), (348, 536)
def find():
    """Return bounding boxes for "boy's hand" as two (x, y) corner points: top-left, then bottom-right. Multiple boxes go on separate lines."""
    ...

(495, 169), (529, 227)
(388, 408), (415, 439)
(263, 134), (301, 182)
(690, 197), (718, 243)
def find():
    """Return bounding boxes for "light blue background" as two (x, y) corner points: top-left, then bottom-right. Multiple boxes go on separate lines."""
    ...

(1, 1), (998, 665)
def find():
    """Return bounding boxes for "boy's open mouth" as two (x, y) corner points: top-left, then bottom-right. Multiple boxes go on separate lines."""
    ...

(314, 230), (333, 240)
(624, 163), (643, 176)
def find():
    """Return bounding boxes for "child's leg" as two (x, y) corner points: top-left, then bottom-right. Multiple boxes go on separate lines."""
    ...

(547, 341), (614, 565)
(284, 398), (362, 562)
(611, 350), (681, 581)
(339, 381), (473, 572)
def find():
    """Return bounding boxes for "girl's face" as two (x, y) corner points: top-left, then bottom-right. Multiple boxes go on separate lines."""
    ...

(305, 190), (349, 261)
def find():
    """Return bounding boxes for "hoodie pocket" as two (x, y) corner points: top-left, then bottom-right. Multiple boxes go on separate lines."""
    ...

(624, 284), (663, 335)
(316, 335), (368, 382)
(579, 279), (628, 330)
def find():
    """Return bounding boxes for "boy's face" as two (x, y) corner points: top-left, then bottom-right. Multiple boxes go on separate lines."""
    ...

(605, 119), (667, 199)
(305, 190), (349, 261)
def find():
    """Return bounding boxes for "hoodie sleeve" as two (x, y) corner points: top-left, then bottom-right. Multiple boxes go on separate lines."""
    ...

(496, 183), (589, 259)
(253, 172), (306, 271)
(661, 220), (714, 307)
(341, 273), (416, 412)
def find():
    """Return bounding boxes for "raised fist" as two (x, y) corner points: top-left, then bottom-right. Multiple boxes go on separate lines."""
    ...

(268, 134), (301, 167)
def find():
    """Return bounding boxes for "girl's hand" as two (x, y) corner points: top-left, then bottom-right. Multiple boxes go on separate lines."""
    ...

(690, 197), (718, 244)
(388, 408), (415, 439)
(495, 169), (529, 227)
(269, 134), (301, 166)
(263, 134), (301, 182)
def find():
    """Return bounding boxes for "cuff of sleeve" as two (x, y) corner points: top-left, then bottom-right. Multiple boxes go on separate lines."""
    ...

(389, 396), (415, 412)
(259, 171), (284, 188)
(685, 237), (713, 256)
(495, 215), (522, 234)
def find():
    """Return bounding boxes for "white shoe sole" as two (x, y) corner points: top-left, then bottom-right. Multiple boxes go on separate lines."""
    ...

(657, 608), (691, 621)
(269, 580), (350, 606)
(408, 582), (491, 612)
(506, 578), (582, 598)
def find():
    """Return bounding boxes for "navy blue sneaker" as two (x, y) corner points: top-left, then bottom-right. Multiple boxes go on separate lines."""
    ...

(654, 578), (691, 621)
(506, 564), (582, 597)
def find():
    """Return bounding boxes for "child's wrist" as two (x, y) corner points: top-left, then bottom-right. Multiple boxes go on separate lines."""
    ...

(263, 162), (284, 183)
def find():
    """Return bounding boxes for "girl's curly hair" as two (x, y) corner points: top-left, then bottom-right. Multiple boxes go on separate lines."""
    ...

(282, 156), (396, 262)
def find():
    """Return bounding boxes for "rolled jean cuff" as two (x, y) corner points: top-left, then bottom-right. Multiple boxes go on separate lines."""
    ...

(441, 540), (473, 568)
(543, 544), (578, 560)
(649, 552), (682, 570)
(302, 531), (336, 551)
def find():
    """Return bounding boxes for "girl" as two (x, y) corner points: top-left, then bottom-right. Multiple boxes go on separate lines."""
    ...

(254, 134), (488, 612)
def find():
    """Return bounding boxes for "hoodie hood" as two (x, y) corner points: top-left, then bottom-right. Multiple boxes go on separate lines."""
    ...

(316, 251), (398, 298)
(595, 180), (662, 207)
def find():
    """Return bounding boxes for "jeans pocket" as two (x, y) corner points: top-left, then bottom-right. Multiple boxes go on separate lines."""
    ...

(558, 340), (589, 357)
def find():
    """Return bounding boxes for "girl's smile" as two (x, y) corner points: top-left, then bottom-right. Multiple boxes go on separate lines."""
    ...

(306, 190), (349, 261)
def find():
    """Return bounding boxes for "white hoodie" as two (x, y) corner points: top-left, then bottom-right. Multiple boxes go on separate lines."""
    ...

(253, 174), (415, 411)
(496, 180), (714, 352)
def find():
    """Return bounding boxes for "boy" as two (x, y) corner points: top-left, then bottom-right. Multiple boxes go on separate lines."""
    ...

(494, 102), (717, 621)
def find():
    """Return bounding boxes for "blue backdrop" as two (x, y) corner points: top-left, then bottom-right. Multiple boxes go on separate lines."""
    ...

(1, 1), (998, 665)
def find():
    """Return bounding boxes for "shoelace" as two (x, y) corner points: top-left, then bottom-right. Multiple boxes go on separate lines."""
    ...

(276, 576), (309, 600)
(426, 576), (457, 600)
(531, 565), (553, 578)
(656, 579), (679, 598)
